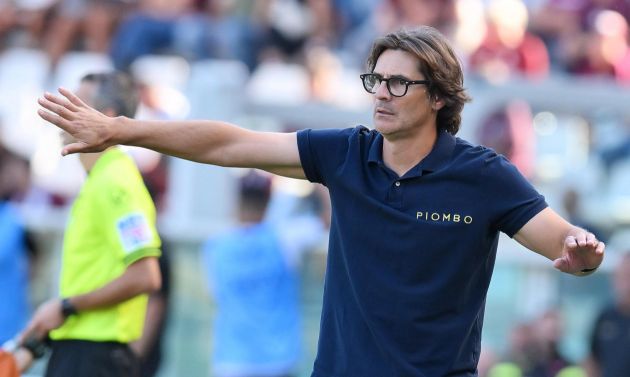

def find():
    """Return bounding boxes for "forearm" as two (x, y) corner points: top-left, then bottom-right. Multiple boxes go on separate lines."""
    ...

(116, 117), (245, 165)
(115, 117), (301, 171)
(515, 208), (604, 275)
(514, 208), (575, 260)
(130, 295), (166, 357)
(68, 257), (161, 312)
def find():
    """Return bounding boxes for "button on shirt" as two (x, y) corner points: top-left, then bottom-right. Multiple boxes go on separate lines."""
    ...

(297, 126), (547, 377)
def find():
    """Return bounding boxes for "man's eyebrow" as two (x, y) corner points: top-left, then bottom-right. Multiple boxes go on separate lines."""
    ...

(371, 72), (412, 80)
(389, 74), (412, 80)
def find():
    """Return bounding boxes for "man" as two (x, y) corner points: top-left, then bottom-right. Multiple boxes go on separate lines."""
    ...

(202, 171), (326, 377)
(37, 27), (604, 376)
(585, 252), (630, 377)
(23, 72), (162, 377)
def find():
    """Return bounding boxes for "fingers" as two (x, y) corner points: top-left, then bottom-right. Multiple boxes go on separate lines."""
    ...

(59, 87), (88, 109)
(44, 91), (79, 112)
(565, 232), (598, 248)
(596, 241), (605, 255)
(553, 257), (569, 273)
(38, 96), (75, 121)
(37, 109), (71, 132)
(564, 235), (578, 248)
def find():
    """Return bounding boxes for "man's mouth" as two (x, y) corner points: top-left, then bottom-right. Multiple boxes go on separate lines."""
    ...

(375, 107), (394, 116)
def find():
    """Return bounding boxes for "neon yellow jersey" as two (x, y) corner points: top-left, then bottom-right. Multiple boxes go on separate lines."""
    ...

(50, 148), (161, 343)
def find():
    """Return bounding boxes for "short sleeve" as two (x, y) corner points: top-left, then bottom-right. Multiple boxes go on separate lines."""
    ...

(297, 127), (358, 186)
(483, 153), (548, 237)
(104, 181), (161, 265)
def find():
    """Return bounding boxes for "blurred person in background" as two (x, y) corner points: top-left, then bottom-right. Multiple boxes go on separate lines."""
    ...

(477, 346), (499, 377)
(530, 0), (630, 81)
(1, 335), (48, 376)
(477, 101), (535, 179)
(37, 26), (605, 377)
(338, 0), (455, 68)
(468, 0), (549, 83)
(528, 309), (571, 377)
(109, 0), (209, 70)
(503, 322), (537, 374)
(561, 188), (607, 243)
(202, 170), (327, 377)
(0, 145), (38, 346)
(130, 145), (172, 377)
(0, 0), (55, 49)
(236, 0), (345, 70)
(585, 252), (630, 377)
(44, 0), (134, 68)
(19, 71), (162, 377)
(130, 251), (171, 377)
(569, 9), (630, 83)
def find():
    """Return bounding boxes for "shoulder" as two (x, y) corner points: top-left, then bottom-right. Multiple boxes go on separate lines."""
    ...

(451, 137), (506, 170)
(297, 126), (379, 182)
(299, 125), (377, 143)
(101, 149), (142, 181)
(96, 150), (145, 192)
(93, 158), (153, 215)
(448, 138), (533, 191)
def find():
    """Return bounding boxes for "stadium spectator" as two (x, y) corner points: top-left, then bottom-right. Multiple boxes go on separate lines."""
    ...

(202, 171), (326, 377)
(585, 252), (630, 377)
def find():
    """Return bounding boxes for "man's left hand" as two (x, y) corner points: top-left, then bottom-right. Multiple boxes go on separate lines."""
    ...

(553, 230), (605, 276)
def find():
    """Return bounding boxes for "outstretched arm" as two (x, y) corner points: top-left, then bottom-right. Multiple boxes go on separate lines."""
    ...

(38, 88), (305, 178)
(514, 207), (605, 276)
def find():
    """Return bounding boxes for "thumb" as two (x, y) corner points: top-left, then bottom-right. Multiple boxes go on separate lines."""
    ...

(553, 257), (569, 273)
(62, 142), (89, 156)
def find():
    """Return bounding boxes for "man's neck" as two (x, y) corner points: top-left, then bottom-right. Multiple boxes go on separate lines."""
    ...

(382, 126), (438, 177)
(238, 209), (265, 225)
(79, 148), (109, 172)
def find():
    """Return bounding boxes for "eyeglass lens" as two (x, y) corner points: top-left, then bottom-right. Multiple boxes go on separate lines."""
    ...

(362, 74), (408, 97)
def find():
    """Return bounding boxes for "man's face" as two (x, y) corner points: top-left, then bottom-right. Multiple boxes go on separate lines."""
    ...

(371, 49), (437, 139)
(60, 81), (97, 146)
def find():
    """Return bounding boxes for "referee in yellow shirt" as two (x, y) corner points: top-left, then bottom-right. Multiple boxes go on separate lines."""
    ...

(19, 72), (161, 377)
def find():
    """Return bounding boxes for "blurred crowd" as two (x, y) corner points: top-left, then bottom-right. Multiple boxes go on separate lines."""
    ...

(0, 0), (629, 83)
(477, 254), (630, 377)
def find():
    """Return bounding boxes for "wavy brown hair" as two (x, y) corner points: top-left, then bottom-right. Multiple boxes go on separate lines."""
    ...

(366, 26), (471, 135)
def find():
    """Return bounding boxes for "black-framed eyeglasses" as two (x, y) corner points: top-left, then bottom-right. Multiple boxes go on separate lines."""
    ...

(360, 73), (430, 97)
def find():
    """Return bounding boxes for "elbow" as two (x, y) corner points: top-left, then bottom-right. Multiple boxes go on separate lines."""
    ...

(145, 267), (162, 293)
(135, 257), (162, 294)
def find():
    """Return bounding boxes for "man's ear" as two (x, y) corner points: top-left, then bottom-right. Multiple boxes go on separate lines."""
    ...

(432, 96), (445, 111)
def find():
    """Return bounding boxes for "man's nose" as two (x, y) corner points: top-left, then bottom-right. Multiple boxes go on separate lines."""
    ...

(374, 81), (391, 100)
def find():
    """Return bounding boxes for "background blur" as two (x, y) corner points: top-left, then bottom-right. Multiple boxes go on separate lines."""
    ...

(1, 0), (630, 376)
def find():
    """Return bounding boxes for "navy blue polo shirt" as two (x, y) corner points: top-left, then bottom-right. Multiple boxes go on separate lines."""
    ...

(297, 126), (547, 377)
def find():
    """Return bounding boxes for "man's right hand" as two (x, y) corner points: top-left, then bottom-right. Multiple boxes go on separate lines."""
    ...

(18, 298), (66, 344)
(38, 88), (118, 155)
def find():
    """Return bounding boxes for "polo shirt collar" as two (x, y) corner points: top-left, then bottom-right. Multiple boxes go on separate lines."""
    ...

(368, 130), (456, 177)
